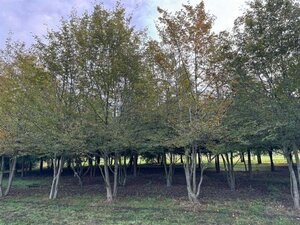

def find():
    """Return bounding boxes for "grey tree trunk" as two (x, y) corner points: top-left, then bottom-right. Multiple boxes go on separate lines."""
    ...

(163, 153), (174, 187)
(98, 153), (119, 202)
(198, 152), (201, 169)
(242, 152), (248, 172)
(123, 156), (127, 185)
(71, 161), (83, 190)
(113, 154), (119, 198)
(99, 153), (119, 202)
(103, 155), (113, 202)
(192, 147), (197, 193)
(285, 149), (300, 210)
(183, 147), (208, 204)
(49, 156), (64, 199)
(49, 157), (57, 199)
(0, 156), (4, 197)
(221, 153), (235, 191)
(4, 156), (17, 196)
(118, 156), (127, 186)
(53, 157), (63, 199)
(292, 142), (300, 186)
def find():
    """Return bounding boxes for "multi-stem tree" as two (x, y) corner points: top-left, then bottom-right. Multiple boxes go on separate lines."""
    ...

(37, 3), (144, 202)
(233, 0), (300, 209)
(155, 1), (228, 203)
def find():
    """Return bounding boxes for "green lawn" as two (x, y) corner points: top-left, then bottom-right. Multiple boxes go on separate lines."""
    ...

(0, 158), (299, 225)
(0, 191), (298, 225)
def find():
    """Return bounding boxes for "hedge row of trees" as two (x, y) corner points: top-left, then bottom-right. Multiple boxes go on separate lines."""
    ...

(0, 0), (300, 209)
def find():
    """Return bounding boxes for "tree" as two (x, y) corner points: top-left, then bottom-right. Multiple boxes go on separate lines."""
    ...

(36, 3), (145, 202)
(155, 1), (228, 203)
(233, 0), (300, 209)
(0, 43), (29, 197)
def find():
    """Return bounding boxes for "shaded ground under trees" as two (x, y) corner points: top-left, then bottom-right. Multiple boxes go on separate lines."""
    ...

(0, 162), (299, 225)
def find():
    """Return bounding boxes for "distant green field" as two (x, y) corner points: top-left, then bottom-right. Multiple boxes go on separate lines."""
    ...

(40, 153), (287, 172)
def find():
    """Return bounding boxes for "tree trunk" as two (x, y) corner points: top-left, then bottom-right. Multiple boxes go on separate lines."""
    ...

(128, 155), (133, 171)
(242, 152), (248, 172)
(292, 142), (300, 187)
(221, 153), (235, 191)
(39, 158), (43, 175)
(49, 157), (57, 199)
(4, 157), (17, 196)
(123, 156), (127, 185)
(67, 159), (71, 169)
(285, 149), (300, 210)
(118, 156), (127, 186)
(183, 147), (206, 204)
(103, 155), (113, 202)
(160, 155), (164, 166)
(229, 152), (235, 190)
(53, 157), (63, 199)
(95, 156), (100, 176)
(247, 150), (252, 179)
(49, 156), (64, 199)
(0, 156), (4, 197)
(183, 149), (199, 203)
(89, 157), (93, 177)
(257, 152), (262, 164)
(21, 156), (25, 177)
(71, 161), (83, 190)
(163, 153), (174, 187)
(157, 155), (160, 164)
(92, 163), (96, 177)
(240, 152), (245, 162)
(269, 150), (275, 172)
(289, 154), (294, 167)
(198, 151), (202, 169)
(191, 147), (197, 193)
(29, 161), (32, 173)
(133, 153), (137, 177)
(113, 154), (119, 198)
(215, 154), (220, 173)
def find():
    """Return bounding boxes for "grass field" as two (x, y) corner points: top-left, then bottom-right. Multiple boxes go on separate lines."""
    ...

(0, 156), (299, 225)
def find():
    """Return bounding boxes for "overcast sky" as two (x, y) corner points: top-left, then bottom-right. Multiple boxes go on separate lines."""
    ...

(0, 0), (247, 48)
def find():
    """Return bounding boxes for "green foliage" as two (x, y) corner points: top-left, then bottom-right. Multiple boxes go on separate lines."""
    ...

(229, 0), (300, 151)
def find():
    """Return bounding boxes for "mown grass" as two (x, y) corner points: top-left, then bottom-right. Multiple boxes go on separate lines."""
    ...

(0, 193), (198, 225)
(0, 156), (299, 225)
(0, 191), (298, 225)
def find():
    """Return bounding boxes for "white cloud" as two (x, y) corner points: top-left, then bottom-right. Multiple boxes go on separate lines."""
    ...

(0, 0), (248, 48)
(203, 0), (247, 31)
(132, 0), (247, 38)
